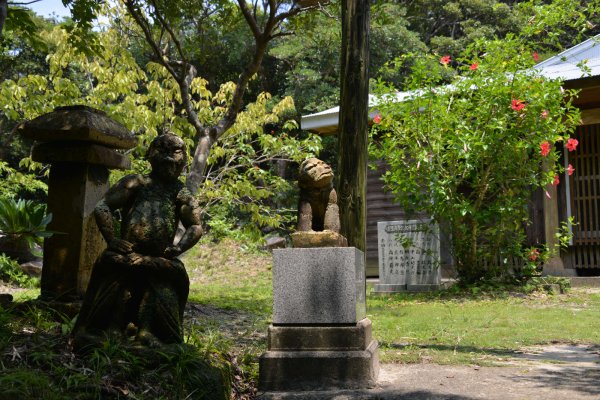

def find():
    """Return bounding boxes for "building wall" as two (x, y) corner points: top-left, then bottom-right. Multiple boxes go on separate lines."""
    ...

(366, 161), (408, 276)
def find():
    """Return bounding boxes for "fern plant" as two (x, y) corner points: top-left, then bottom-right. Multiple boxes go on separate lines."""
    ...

(0, 197), (53, 261)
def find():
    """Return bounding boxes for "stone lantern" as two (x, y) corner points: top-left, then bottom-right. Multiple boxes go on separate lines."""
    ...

(17, 105), (137, 301)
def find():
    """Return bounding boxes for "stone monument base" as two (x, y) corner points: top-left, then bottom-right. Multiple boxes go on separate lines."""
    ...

(373, 283), (441, 293)
(259, 319), (379, 391)
(290, 230), (348, 248)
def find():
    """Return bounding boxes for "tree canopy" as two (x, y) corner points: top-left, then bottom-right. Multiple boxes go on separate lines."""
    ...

(2, 0), (600, 240)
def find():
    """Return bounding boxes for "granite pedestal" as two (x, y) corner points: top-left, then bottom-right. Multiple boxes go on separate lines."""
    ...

(259, 247), (379, 391)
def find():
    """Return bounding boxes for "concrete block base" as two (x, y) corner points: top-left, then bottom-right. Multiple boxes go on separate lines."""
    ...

(373, 283), (441, 293)
(569, 277), (600, 287)
(542, 265), (577, 277)
(259, 319), (379, 391)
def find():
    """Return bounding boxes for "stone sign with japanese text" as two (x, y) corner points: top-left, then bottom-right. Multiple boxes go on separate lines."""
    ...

(373, 219), (441, 292)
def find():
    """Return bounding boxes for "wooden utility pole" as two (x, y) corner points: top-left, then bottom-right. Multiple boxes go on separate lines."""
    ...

(338, 0), (370, 251)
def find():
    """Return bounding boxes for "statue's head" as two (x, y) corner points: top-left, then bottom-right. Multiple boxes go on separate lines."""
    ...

(298, 158), (333, 189)
(147, 133), (187, 181)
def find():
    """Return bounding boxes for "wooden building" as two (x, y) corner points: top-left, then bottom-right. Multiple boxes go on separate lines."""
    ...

(301, 36), (600, 277)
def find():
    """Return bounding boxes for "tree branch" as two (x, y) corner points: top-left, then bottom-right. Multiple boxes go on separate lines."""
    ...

(124, 0), (179, 80)
(125, 1), (204, 136)
(8, 0), (43, 5)
(149, 0), (186, 63)
(238, 0), (261, 39)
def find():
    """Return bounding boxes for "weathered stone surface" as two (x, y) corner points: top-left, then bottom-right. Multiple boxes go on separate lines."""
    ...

(20, 259), (42, 277)
(264, 235), (287, 251)
(17, 105), (137, 149)
(374, 219), (441, 293)
(0, 235), (36, 263)
(373, 283), (442, 293)
(259, 320), (379, 391)
(32, 142), (131, 170)
(268, 318), (373, 351)
(569, 277), (600, 287)
(18, 106), (138, 301)
(296, 158), (343, 236)
(73, 134), (202, 349)
(272, 247), (365, 324)
(290, 230), (348, 248)
(40, 164), (110, 300)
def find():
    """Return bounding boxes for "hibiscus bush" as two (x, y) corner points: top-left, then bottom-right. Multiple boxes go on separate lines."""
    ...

(371, 36), (581, 283)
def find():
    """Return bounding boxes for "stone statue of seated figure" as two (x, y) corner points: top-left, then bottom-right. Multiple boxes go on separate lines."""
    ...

(291, 158), (347, 248)
(73, 133), (202, 349)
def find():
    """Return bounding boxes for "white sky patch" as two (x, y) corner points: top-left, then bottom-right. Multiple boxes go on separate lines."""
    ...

(24, 0), (111, 27)
(24, 0), (70, 18)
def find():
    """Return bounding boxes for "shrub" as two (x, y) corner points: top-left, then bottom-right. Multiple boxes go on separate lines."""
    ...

(371, 36), (580, 283)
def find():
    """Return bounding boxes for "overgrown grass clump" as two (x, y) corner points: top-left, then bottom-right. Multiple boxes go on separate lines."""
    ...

(0, 238), (273, 400)
(0, 303), (234, 400)
(0, 253), (39, 288)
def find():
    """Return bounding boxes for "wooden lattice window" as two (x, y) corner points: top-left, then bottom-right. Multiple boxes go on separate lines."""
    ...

(567, 124), (600, 269)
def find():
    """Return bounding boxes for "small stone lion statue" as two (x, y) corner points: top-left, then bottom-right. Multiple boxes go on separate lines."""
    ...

(293, 158), (347, 247)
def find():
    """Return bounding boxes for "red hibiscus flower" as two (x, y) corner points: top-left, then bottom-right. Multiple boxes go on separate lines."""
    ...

(373, 114), (382, 124)
(552, 175), (560, 186)
(470, 62), (478, 71)
(440, 55), (451, 66)
(567, 164), (575, 176)
(540, 141), (551, 157)
(532, 51), (540, 62)
(566, 138), (579, 152)
(511, 99), (525, 111)
(528, 248), (540, 261)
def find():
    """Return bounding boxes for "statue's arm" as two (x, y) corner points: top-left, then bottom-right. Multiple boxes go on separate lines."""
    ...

(94, 174), (141, 252)
(297, 199), (313, 231)
(323, 188), (341, 232)
(165, 188), (202, 258)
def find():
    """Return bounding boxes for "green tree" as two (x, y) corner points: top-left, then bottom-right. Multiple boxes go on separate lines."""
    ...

(395, 0), (600, 62)
(0, 14), (322, 233)
(397, 0), (523, 56)
(516, 0), (600, 54)
(371, 36), (580, 283)
(269, 1), (427, 114)
(0, 10), (57, 201)
(0, 1), (44, 44)
(62, 0), (325, 196)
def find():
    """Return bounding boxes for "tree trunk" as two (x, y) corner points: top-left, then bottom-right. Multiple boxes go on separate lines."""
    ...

(186, 129), (214, 195)
(0, 0), (7, 36)
(338, 0), (370, 251)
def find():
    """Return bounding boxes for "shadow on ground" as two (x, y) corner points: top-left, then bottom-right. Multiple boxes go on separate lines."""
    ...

(511, 366), (600, 396)
(257, 389), (479, 400)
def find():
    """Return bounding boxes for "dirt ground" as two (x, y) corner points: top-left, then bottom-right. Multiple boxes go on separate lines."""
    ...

(259, 344), (600, 400)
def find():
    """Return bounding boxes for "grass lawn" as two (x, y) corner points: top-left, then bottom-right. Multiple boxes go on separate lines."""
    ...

(368, 289), (600, 365)
(183, 240), (600, 368)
